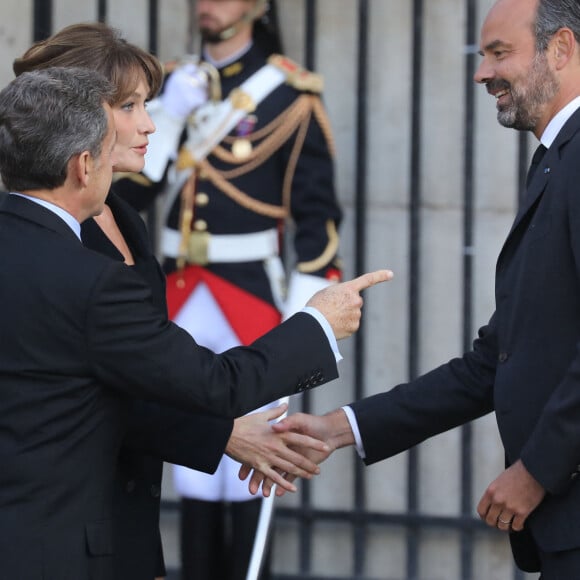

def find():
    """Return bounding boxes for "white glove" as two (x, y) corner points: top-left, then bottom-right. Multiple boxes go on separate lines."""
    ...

(160, 63), (209, 121)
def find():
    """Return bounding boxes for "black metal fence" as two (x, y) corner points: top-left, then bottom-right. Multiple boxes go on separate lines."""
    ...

(31, 1), (531, 578)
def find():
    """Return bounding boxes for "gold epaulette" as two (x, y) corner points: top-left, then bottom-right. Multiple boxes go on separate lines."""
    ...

(268, 54), (324, 94)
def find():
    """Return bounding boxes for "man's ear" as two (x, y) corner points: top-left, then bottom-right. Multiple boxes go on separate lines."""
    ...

(71, 150), (92, 188)
(551, 27), (576, 71)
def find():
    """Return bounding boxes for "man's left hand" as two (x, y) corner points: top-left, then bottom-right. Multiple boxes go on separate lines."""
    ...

(477, 459), (546, 532)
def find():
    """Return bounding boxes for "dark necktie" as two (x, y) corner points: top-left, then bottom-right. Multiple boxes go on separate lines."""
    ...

(525, 143), (547, 188)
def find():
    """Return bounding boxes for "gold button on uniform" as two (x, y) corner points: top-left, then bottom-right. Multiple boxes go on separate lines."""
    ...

(193, 219), (207, 231)
(195, 192), (209, 207)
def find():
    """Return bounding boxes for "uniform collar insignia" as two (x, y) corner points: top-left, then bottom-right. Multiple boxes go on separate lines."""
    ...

(222, 61), (244, 77)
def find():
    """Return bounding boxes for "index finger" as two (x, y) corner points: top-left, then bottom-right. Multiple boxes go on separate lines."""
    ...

(348, 269), (394, 292)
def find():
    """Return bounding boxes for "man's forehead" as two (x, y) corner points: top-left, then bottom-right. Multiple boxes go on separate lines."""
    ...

(479, 0), (536, 49)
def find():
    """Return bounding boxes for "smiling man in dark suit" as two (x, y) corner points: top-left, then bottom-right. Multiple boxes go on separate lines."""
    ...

(267, 0), (580, 577)
(0, 67), (391, 579)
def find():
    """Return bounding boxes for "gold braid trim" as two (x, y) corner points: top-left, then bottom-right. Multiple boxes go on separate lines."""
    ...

(197, 158), (288, 219)
(214, 95), (314, 178)
(192, 95), (319, 219)
(176, 168), (198, 283)
(282, 103), (312, 211)
(311, 96), (337, 159)
(221, 95), (307, 144)
(297, 220), (340, 273)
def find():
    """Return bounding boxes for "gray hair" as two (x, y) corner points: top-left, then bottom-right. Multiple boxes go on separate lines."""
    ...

(0, 67), (114, 191)
(536, 0), (580, 53)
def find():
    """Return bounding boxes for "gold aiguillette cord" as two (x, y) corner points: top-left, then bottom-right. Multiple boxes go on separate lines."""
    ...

(176, 167), (197, 288)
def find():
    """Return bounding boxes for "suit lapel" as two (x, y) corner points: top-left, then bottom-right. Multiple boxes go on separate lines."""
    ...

(497, 109), (580, 268)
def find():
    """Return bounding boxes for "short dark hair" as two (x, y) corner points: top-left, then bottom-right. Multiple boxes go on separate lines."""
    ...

(0, 67), (114, 191)
(535, 0), (580, 52)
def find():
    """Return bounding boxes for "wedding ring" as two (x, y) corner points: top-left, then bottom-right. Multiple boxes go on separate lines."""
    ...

(497, 516), (512, 525)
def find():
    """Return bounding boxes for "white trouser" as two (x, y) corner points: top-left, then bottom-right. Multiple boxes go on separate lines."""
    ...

(172, 281), (277, 502)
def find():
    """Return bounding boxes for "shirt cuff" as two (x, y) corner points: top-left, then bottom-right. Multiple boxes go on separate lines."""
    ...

(342, 405), (366, 459)
(301, 306), (343, 362)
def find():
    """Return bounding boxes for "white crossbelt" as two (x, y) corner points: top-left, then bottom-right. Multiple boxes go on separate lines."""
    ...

(161, 227), (279, 263)
(185, 63), (287, 162)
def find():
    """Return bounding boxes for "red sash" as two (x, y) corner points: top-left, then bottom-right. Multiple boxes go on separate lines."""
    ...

(166, 266), (281, 345)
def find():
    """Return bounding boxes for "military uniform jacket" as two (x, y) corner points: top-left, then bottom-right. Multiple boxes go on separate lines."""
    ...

(168, 43), (341, 298)
(350, 108), (580, 571)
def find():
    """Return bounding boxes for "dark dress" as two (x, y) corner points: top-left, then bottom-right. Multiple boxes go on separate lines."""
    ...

(81, 190), (233, 579)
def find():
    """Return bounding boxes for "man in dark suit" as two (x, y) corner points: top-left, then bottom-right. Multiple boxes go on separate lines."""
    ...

(0, 67), (391, 580)
(267, 0), (580, 576)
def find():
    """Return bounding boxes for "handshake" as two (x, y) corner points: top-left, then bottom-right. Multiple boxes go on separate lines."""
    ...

(228, 404), (350, 497)
(224, 269), (393, 495)
(225, 268), (393, 495)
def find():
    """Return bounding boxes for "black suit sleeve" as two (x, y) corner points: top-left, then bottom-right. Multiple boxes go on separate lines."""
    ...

(352, 315), (498, 465)
(87, 262), (338, 418)
(122, 400), (233, 474)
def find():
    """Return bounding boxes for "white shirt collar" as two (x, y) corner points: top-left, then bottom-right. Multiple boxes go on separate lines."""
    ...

(203, 40), (252, 69)
(540, 96), (580, 148)
(9, 192), (82, 241)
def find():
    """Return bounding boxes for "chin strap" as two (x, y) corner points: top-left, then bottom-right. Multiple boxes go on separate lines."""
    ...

(218, 0), (268, 40)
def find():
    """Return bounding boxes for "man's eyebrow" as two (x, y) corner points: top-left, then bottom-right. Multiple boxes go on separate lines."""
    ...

(479, 39), (508, 55)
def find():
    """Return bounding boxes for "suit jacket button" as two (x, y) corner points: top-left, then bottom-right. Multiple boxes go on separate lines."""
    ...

(571, 472), (578, 481)
(126, 480), (136, 493)
(150, 484), (161, 498)
(498, 352), (509, 363)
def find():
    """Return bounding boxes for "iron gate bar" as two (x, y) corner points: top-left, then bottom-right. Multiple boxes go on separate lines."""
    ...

(353, 0), (370, 577)
(145, 0), (159, 250)
(33, 0), (52, 41)
(147, 0), (159, 64)
(298, 0), (318, 575)
(278, 506), (492, 530)
(460, 0), (478, 578)
(97, 0), (106, 22)
(407, 0), (425, 577)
